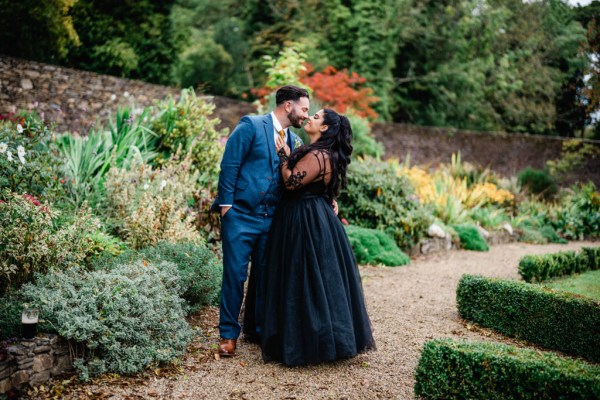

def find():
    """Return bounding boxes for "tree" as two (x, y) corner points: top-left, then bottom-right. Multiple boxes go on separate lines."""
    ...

(0, 0), (80, 62)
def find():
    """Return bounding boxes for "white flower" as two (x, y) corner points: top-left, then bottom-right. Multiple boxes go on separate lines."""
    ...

(17, 145), (25, 157)
(18, 154), (26, 165)
(16, 124), (23, 133)
(123, 91), (130, 98)
(6, 151), (13, 162)
(143, 183), (150, 190)
(160, 180), (167, 191)
(110, 94), (117, 101)
(0, 143), (7, 153)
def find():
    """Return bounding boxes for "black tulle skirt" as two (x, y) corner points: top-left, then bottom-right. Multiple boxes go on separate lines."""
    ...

(261, 191), (375, 366)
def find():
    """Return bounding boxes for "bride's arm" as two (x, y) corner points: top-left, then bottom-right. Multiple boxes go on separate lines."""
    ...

(278, 150), (327, 190)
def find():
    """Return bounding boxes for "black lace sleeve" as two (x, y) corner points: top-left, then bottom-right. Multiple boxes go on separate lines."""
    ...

(280, 150), (329, 190)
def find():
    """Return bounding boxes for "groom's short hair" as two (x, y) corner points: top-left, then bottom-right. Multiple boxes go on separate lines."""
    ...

(276, 85), (309, 106)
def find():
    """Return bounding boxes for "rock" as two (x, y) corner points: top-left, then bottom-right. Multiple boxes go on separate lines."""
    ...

(51, 355), (72, 376)
(0, 363), (12, 380)
(29, 371), (51, 386)
(502, 222), (513, 236)
(427, 223), (446, 238)
(24, 70), (40, 79)
(32, 354), (53, 372)
(477, 225), (490, 239)
(20, 78), (33, 90)
(420, 236), (452, 255)
(33, 346), (51, 354)
(6, 346), (27, 356)
(11, 370), (28, 387)
(0, 378), (12, 394)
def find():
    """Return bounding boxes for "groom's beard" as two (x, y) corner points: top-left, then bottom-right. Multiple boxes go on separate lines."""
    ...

(288, 110), (303, 129)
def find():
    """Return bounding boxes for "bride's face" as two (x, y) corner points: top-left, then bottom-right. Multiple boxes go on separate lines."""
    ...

(304, 110), (328, 136)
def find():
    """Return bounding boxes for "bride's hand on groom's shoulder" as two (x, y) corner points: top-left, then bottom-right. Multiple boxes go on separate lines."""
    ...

(332, 199), (338, 215)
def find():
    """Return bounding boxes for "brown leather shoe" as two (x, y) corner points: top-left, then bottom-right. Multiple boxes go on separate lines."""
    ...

(218, 338), (237, 357)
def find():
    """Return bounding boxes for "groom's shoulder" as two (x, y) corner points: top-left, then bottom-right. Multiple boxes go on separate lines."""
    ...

(240, 114), (269, 127)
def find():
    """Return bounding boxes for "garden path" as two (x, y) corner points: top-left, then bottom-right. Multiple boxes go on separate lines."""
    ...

(52, 241), (596, 400)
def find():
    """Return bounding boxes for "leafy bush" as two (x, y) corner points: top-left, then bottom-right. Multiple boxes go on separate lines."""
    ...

(0, 190), (101, 291)
(151, 89), (228, 187)
(57, 108), (158, 207)
(0, 115), (64, 202)
(517, 167), (558, 199)
(451, 224), (489, 251)
(338, 158), (432, 250)
(0, 290), (24, 339)
(21, 261), (194, 380)
(103, 153), (201, 249)
(93, 241), (221, 311)
(581, 247), (600, 270)
(539, 225), (568, 244)
(519, 248), (598, 283)
(550, 182), (600, 240)
(415, 339), (600, 400)
(345, 225), (410, 267)
(456, 274), (600, 363)
(345, 113), (384, 159)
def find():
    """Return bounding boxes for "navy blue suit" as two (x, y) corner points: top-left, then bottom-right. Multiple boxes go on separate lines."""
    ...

(211, 114), (302, 339)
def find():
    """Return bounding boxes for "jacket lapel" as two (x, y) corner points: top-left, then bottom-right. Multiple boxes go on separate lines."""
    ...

(263, 114), (277, 168)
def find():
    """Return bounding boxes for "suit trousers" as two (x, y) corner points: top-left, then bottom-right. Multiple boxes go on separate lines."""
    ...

(219, 207), (272, 339)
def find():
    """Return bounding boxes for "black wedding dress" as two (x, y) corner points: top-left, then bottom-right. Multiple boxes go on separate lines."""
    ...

(260, 150), (375, 366)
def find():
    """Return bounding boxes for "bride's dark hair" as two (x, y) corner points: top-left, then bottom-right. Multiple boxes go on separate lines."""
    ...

(287, 109), (353, 200)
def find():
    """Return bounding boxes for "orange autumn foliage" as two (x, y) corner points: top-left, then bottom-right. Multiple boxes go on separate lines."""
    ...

(299, 64), (379, 120)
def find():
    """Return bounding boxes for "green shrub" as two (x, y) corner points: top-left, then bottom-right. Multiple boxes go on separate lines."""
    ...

(21, 261), (194, 380)
(0, 115), (65, 202)
(346, 113), (383, 159)
(345, 225), (410, 266)
(0, 290), (25, 339)
(151, 89), (227, 188)
(414, 339), (600, 400)
(517, 167), (558, 199)
(456, 274), (600, 363)
(518, 250), (589, 283)
(539, 225), (568, 244)
(93, 241), (221, 311)
(518, 226), (548, 244)
(581, 247), (600, 270)
(451, 224), (489, 251)
(338, 158), (432, 250)
(0, 190), (101, 291)
(57, 107), (159, 207)
(103, 153), (202, 249)
(551, 182), (600, 240)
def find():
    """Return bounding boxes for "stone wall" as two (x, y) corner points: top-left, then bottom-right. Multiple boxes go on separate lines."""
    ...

(1, 56), (598, 184)
(0, 56), (253, 135)
(0, 334), (72, 394)
(373, 123), (600, 186)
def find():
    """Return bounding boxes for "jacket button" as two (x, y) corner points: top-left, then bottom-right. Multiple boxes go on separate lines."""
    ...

(260, 191), (265, 195)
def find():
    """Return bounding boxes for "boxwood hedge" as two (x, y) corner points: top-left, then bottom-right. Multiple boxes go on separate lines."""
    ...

(518, 248), (600, 283)
(456, 274), (600, 363)
(415, 339), (600, 400)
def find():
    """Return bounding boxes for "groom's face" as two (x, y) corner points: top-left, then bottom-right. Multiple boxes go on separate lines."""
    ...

(287, 97), (310, 129)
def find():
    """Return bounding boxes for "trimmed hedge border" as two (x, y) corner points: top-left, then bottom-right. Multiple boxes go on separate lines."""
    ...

(414, 339), (600, 400)
(518, 246), (600, 283)
(456, 274), (600, 363)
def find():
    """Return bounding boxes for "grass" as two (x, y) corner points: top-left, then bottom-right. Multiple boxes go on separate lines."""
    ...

(544, 270), (600, 301)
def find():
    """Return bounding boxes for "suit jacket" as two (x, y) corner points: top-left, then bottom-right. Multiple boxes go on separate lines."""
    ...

(211, 114), (302, 214)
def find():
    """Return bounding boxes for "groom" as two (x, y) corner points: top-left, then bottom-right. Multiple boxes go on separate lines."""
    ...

(211, 85), (310, 356)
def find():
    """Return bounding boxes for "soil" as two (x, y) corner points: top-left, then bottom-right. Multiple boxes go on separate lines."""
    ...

(29, 241), (597, 400)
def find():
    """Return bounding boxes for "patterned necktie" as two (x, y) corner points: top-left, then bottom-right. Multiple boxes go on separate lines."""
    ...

(278, 129), (285, 141)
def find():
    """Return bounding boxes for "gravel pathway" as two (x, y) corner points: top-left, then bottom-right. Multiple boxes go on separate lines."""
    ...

(50, 241), (597, 400)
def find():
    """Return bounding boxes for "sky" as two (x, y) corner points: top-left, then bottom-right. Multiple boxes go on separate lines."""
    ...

(565, 0), (593, 5)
